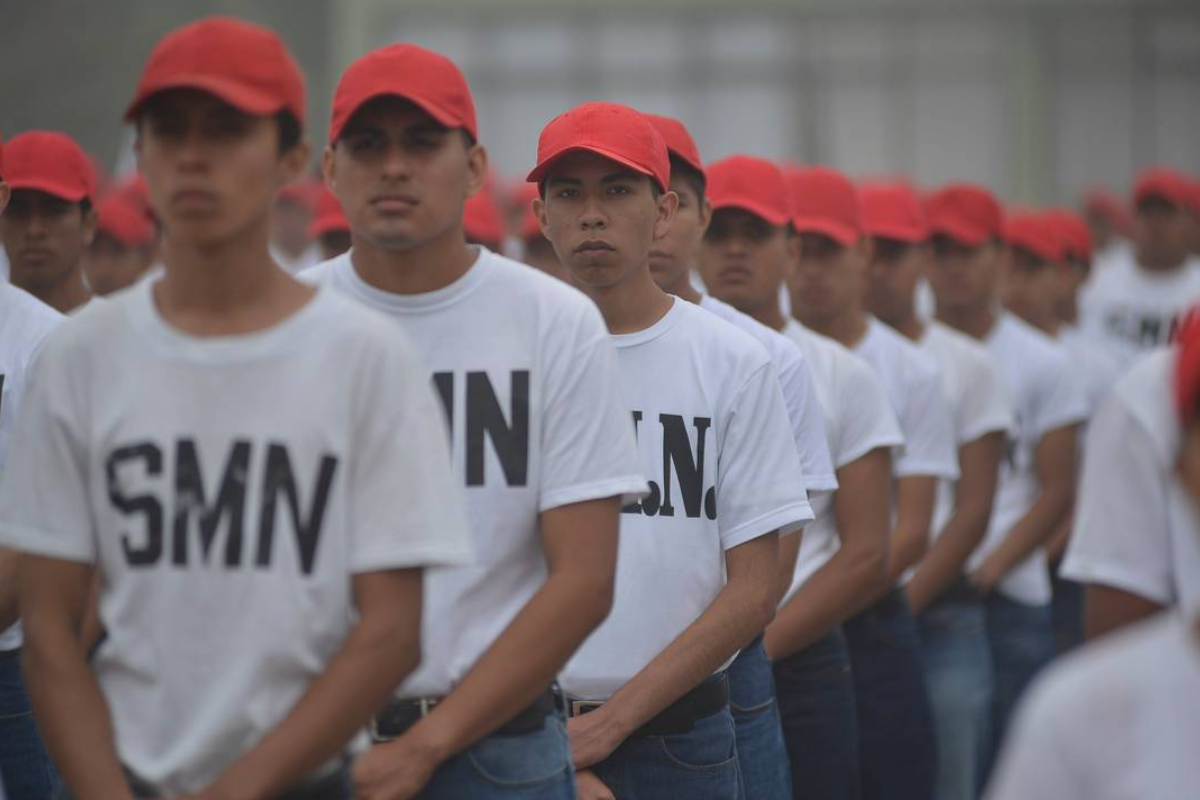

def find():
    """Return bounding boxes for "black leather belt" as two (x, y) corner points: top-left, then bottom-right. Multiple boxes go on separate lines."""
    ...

(372, 687), (558, 743)
(0, 647), (20, 661)
(568, 673), (729, 738)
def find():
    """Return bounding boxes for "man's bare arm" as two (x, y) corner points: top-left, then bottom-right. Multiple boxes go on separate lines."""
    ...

(885, 475), (937, 584)
(1084, 584), (1163, 640)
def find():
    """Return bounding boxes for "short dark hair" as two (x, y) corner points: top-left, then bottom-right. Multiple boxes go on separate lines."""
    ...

(80, 197), (93, 216)
(669, 155), (706, 203)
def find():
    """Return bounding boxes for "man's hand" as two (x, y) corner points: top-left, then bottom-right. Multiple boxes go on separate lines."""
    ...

(575, 769), (616, 800)
(567, 709), (626, 770)
(352, 739), (441, 800)
(969, 556), (1005, 596)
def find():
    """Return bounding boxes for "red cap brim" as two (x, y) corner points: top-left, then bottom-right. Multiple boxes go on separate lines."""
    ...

(711, 196), (791, 227)
(792, 216), (859, 247)
(526, 144), (665, 192)
(6, 177), (89, 203)
(125, 73), (286, 121)
(865, 221), (927, 244)
(330, 89), (468, 144)
(929, 219), (991, 248)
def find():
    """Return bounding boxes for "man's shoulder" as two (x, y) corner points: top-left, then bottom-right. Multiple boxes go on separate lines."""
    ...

(675, 299), (773, 371)
(0, 282), (63, 352)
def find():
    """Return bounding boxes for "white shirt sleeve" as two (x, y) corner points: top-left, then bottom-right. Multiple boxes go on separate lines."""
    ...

(1033, 349), (1090, 437)
(539, 302), (648, 512)
(347, 334), (474, 573)
(958, 349), (1015, 444)
(716, 362), (814, 550)
(0, 331), (95, 562)
(778, 346), (838, 493)
(894, 362), (960, 480)
(836, 356), (905, 469)
(1060, 391), (1174, 604)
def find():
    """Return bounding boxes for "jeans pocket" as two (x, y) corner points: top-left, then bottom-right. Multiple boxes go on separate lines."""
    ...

(466, 714), (573, 789)
(654, 711), (739, 773)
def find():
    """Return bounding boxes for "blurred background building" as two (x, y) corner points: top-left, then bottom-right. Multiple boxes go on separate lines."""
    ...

(3, 0), (1197, 203)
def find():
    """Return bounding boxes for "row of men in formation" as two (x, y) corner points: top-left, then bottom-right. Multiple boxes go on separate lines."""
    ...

(2, 14), (1199, 800)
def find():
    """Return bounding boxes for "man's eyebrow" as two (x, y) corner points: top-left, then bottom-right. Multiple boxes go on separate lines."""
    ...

(602, 171), (641, 183)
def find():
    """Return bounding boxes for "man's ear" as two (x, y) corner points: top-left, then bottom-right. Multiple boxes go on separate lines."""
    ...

(532, 195), (549, 240)
(279, 139), (312, 186)
(465, 144), (489, 199)
(653, 190), (680, 240)
(0, 182), (10, 217)
(697, 197), (713, 237)
(81, 206), (99, 248)
(322, 145), (337, 192)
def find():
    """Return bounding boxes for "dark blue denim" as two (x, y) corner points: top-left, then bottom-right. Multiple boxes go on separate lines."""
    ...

(419, 712), (575, 799)
(591, 704), (740, 800)
(1049, 563), (1085, 654)
(918, 590), (994, 800)
(843, 588), (937, 800)
(728, 636), (791, 800)
(982, 592), (1054, 785)
(772, 627), (861, 800)
(0, 654), (57, 800)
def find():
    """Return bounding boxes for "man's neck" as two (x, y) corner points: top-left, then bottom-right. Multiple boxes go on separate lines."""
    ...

(155, 222), (306, 336)
(588, 267), (675, 335)
(881, 305), (924, 342)
(32, 270), (91, 314)
(349, 225), (478, 296)
(804, 309), (870, 350)
(936, 303), (997, 342)
(1137, 249), (1187, 274)
(662, 268), (702, 305)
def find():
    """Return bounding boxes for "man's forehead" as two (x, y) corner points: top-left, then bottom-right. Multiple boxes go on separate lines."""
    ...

(544, 151), (643, 183)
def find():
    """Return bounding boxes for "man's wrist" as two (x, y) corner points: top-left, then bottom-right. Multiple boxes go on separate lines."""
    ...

(402, 712), (462, 766)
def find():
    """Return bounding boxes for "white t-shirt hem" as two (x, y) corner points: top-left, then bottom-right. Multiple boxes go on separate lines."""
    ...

(722, 501), (813, 551)
(0, 523), (94, 563)
(894, 457), (960, 480)
(1058, 555), (1172, 606)
(540, 475), (651, 513)
(350, 543), (475, 574)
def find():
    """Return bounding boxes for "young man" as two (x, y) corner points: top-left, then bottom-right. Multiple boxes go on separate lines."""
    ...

(531, 102), (812, 799)
(0, 132), (64, 800)
(861, 182), (1013, 800)
(308, 185), (351, 261)
(698, 153), (902, 800)
(83, 194), (158, 295)
(788, 165), (957, 800)
(1081, 186), (1130, 272)
(985, 324), (1200, 800)
(0, 131), (96, 312)
(0, 18), (472, 799)
(644, 118), (837, 800)
(1078, 168), (1200, 369)
(925, 183), (1088, 772)
(306, 48), (647, 800)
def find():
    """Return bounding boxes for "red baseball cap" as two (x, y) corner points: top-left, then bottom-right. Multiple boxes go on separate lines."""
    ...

(1044, 209), (1092, 261)
(1133, 168), (1193, 208)
(308, 186), (349, 239)
(785, 166), (862, 247)
(330, 43), (476, 145)
(276, 177), (320, 211)
(2, 131), (95, 202)
(0, 131), (5, 179)
(1175, 309), (1200, 423)
(126, 17), (305, 126)
(96, 195), (156, 248)
(925, 183), (1004, 247)
(463, 186), (506, 249)
(860, 182), (929, 243)
(526, 102), (670, 193)
(644, 114), (704, 179)
(111, 174), (156, 225)
(706, 156), (790, 227)
(1004, 212), (1064, 263)
(508, 183), (543, 242)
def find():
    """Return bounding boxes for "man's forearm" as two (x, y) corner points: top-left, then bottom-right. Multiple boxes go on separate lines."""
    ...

(210, 574), (421, 800)
(986, 487), (1073, 580)
(907, 500), (991, 612)
(24, 625), (132, 800)
(404, 570), (613, 762)
(0, 548), (19, 632)
(599, 550), (777, 741)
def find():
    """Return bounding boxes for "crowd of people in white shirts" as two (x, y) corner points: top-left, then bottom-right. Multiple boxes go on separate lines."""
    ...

(1, 16), (1200, 800)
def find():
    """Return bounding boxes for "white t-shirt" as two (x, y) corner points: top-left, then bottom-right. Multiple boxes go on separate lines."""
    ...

(1078, 249), (1200, 370)
(561, 299), (813, 700)
(854, 315), (960, 482)
(699, 295), (837, 496)
(969, 312), (1089, 605)
(780, 321), (904, 596)
(986, 612), (1200, 800)
(1061, 349), (1200, 614)
(0, 280), (472, 795)
(303, 249), (648, 697)
(270, 244), (321, 276)
(917, 321), (1015, 564)
(0, 283), (63, 650)
(1059, 327), (1123, 433)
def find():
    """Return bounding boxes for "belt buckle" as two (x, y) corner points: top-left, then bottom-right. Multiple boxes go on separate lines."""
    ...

(370, 697), (438, 744)
(570, 700), (604, 717)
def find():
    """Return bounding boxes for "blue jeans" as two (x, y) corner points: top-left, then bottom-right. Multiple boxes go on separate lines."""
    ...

(772, 628), (860, 800)
(728, 637), (791, 800)
(0, 654), (57, 800)
(53, 763), (351, 799)
(420, 713), (575, 799)
(591, 705), (740, 799)
(1049, 562), (1084, 654)
(843, 589), (936, 800)
(982, 593), (1054, 781)
(918, 591), (994, 800)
